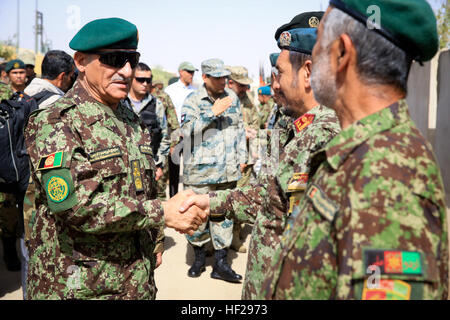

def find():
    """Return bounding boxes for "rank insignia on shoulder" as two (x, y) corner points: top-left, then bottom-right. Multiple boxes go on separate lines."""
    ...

(287, 172), (308, 191)
(131, 160), (144, 193)
(37, 151), (64, 171)
(46, 175), (70, 203)
(294, 113), (315, 133)
(364, 249), (423, 275)
(362, 279), (411, 300)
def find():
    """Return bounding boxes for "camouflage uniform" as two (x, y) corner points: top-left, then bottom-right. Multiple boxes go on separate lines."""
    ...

(181, 85), (246, 249)
(24, 81), (165, 299)
(238, 92), (259, 188)
(258, 98), (275, 129)
(153, 88), (181, 200)
(261, 100), (449, 300)
(209, 105), (340, 299)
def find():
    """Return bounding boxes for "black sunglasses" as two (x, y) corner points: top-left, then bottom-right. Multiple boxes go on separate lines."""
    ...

(89, 50), (141, 69)
(135, 77), (152, 84)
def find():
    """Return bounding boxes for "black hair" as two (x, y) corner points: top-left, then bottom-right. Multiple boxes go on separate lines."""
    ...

(136, 62), (151, 72)
(41, 50), (75, 80)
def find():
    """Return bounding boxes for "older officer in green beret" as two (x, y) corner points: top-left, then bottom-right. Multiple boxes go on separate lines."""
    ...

(260, 0), (448, 299)
(24, 17), (207, 300)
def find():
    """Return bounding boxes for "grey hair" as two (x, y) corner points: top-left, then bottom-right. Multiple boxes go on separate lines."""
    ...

(320, 8), (411, 93)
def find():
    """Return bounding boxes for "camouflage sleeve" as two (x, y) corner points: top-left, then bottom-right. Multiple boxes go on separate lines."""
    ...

(156, 100), (170, 168)
(25, 113), (165, 235)
(153, 225), (165, 254)
(180, 96), (216, 138)
(236, 100), (247, 165)
(163, 93), (180, 132)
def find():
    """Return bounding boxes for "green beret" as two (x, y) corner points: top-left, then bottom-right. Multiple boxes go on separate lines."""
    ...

(275, 11), (324, 41)
(70, 17), (138, 51)
(329, 0), (438, 62)
(277, 28), (318, 55)
(5, 59), (26, 72)
(269, 53), (279, 67)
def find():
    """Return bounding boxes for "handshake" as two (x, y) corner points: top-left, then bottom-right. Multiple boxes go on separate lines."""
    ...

(162, 190), (211, 236)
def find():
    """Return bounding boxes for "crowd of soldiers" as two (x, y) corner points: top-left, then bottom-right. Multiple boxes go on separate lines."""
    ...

(0, 0), (448, 300)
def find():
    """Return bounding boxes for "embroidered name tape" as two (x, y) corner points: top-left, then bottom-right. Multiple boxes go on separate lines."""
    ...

(306, 184), (338, 222)
(362, 279), (411, 300)
(37, 151), (64, 171)
(88, 147), (122, 163)
(294, 113), (315, 133)
(131, 160), (144, 192)
(364, 249), (423, 275)
(139, 145), (153, 155)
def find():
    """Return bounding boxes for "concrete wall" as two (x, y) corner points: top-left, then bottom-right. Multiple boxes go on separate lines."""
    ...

(434, 50), (450, 203)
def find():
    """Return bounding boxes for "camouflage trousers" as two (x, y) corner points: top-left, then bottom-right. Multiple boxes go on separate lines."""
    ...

(0, 192), (21, 237)
(156, 165), (169, 200)
(184, 181), (236, 250)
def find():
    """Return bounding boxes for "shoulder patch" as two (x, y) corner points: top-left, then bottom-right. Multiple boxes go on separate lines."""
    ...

(37, 151), (64, 171)
(364, 249), (423, 275)
(287, 173), (308, 191)
(46, 175), (70, 203)
(294, 113), (315, 133)
(88, 147), (122, 163)
(306, 183), (338, 222)
(362, 279), (411, 300)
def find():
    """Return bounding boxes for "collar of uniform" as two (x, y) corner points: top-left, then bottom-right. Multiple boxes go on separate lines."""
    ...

(291, 104), (323, 134)
(199, 84), (229, 104)
(324, 100), (409, 170)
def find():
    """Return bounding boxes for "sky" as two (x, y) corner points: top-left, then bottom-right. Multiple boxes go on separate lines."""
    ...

(0, 0), (445, 85)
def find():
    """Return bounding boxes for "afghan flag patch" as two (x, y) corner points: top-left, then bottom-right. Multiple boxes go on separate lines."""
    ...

(364, 249), (423, 275)
(294, 113), (315, 133)
(362, 279), (411, 300)
(37, 151), (64, 171)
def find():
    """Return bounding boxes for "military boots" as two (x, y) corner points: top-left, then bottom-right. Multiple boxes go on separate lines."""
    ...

(187, 245), (206, 277)
(211, 248), (242, 283)
(1, 236), (21, 272)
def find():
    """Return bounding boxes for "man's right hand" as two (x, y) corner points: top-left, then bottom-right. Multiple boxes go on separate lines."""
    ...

(211, 96), (233, 116)
(162, 190), (208, 235)
(179, 193), (211, 216)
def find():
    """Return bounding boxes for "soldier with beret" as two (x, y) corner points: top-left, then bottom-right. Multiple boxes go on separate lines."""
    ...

(24, 17), (207, 300)
(261, 0), (448, 299)
(256, 85), (274, 130)
(181, 58), (246, 283)
(179, 12), (341, 299)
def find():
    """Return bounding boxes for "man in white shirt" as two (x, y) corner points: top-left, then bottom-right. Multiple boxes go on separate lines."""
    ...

(164, 61), (197, 124)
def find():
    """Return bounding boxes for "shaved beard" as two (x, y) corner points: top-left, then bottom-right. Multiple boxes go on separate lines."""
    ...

(311, 49), (337, 109)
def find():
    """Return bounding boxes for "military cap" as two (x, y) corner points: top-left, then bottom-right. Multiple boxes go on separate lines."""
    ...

(278, 27), (319, 55)
(178, 61), (198, 72)
(329, 0), (438, 62)
(168, 77), (179, 85)
(228, 66), (253, 85)
(275, 11), (324, 41)
(258, 86), (271, 96)
(69, 17), (138, 51)
(5, 59), (26, 73)
(269, 53), (279, 68)
(201, 58), (231, 78)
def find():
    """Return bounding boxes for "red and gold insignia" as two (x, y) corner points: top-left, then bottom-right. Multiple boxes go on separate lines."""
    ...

(362, 279), (411, 300)
(279, 31), (292, 47)
(294, 113), (315, 133)
(288, 173), (308, 191)
(384, 251), (403, 273)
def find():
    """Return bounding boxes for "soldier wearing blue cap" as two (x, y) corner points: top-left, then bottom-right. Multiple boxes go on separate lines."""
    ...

(180, 58), (246, 283)
(24, 17), (207, 300)
(261, 0), (448, 300)
(256, 85), (274, 130)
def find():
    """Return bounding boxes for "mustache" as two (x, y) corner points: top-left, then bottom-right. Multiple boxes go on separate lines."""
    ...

(111, 75), (131, 83)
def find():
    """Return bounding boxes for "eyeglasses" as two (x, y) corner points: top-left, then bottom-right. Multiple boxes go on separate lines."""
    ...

(135, 77), (152, 84)
(89, 50), (141, 69)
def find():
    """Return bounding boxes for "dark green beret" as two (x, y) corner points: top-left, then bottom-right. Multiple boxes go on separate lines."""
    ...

(5, 59), (26, 72)
(277, 28), (318, 55)
(69, 17), (138, 51)
(329, 0), (438, 62)
(275, 11), (324, 41)
(269, 53), (279, 67)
